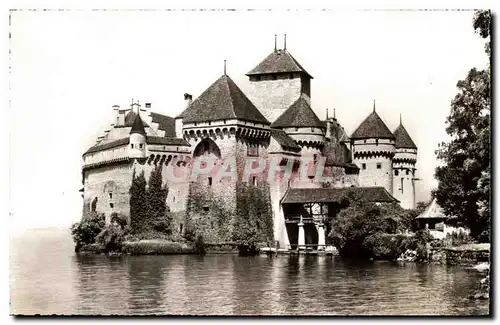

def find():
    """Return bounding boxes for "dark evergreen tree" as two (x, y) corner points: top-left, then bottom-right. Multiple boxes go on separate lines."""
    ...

(146, 165), (169, 231)
(129, 169), (147, 233)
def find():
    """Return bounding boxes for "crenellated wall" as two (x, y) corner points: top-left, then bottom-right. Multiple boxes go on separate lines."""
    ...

(351, 139), (395, 194)
(393, 148), (417, 209)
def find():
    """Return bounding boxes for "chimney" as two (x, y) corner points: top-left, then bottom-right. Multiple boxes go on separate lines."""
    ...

(184, 93), (192, 109)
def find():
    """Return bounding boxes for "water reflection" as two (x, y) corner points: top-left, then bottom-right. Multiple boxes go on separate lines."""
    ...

(10, 230), (490, 316)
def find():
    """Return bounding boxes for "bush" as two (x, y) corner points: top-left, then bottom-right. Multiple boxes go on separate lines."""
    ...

(71, 211), (106, 252)
(194, 234), (206, 255)
(363, 233), (409, 260)
(153, 214), (173, 235)
(95, 223), (126, 253)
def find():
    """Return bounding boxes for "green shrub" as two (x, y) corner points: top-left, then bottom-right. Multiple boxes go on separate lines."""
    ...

(71, 211), (106, 252)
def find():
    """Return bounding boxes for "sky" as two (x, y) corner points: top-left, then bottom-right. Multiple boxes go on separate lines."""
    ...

(8, 9), (489, 230)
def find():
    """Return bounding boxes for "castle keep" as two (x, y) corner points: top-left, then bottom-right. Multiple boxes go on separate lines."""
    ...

(81, 39), (419, 250)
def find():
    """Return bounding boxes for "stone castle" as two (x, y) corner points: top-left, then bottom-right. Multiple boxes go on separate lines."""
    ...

(81, 40), (419, 249)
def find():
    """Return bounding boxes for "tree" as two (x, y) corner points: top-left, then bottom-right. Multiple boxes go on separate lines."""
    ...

(146, 165), (171, 233)
(129, 169), (147, 233)
(433, 10), (491, 242)
(70, 211), (106, 252)
(232, 182), (274, 255)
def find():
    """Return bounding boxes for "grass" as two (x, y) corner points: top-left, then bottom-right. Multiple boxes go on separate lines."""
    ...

(122, 239), (195, 255)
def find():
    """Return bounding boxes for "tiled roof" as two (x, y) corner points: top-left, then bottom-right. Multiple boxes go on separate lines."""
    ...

(146, 136), (190, 146)
(272, 96), (324, 129)
(350, 111), (395, 140)
(393, 124), (417, 149)
(84, 138), (130, 155)
(130, 113), (147, 135)
(246, 49), (313, 79)
(281, 187), (398, 204)
(416, 199), (451, 220)
(181, 74), (270, 124)
(270, 129), (301, 152)
(150, 112), (176, 137)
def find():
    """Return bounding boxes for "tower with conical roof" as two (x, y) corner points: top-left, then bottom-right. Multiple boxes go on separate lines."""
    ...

(128, 102), (147, 159)
(245, 35), (313, 123)
(392, 115), (418, 209)
(350, 102), (395, 193)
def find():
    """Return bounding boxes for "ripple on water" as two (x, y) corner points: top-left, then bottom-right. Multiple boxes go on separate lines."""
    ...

(9, 229), (490, 316)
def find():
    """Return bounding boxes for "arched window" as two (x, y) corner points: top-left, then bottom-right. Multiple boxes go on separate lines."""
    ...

(91, 197), (98, 212)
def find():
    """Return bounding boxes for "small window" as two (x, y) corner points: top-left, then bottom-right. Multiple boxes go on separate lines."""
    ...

(395, 170), (399, 176)
(289, 73), (294, 79)
(362, 163), (366, 170)
(377, 163), (382, 169)
(179, 224), (183, 233)
(406, 169), (410, 175)
(311, 128), (315, 132)
(364, 139), (367, 144)
(224, 120), (227, 124)
(110, 203), (114, 209)
(109, 193), (112, 199)
(252, 176), (257, 186)
(295, 127), (299, 131)
(208, 177), (212, 186)
(308, 175), (314, 180)
(194, 122), (197, 126)
(173, 196), (175, 203)
(376, 139), (379, 146)
(131, 144), (134, 149)
(139, 144), (143, 149)
(208, 122), (211, 126)
(203, 206), (209, 212)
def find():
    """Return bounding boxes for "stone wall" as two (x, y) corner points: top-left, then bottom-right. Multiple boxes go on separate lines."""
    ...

(246, 74), (302, 123)
(444, 247), (490, 266)
(83, 162), (133, 223)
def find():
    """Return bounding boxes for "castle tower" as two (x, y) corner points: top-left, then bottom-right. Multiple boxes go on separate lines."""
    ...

(128, 106), (147, 159)
(245, 35), (313, 123)
(271, 95), (325, 183)
(392, 116), (418, 209)
(179, 72), (271, 242)
(350, 102), (395, 193)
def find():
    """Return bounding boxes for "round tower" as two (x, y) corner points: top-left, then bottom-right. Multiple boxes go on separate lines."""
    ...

(392, 116), (418, 209)
(350, 103), (395, 194)
(128, 106), (147, 159)
(271, 95), (325, 183)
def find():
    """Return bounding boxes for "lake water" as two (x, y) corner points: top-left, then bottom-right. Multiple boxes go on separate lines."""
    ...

(9, 228), (490, 316)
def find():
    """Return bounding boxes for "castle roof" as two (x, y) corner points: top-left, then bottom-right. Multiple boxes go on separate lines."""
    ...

(150, 112), (176, 137)
(130, 113), (146, 135)
(84, 138), (130, 155)
(146, 136), (190, 146)
(393, 123), (417, 149)
(246, 49), (313, 79)
(272, 96), (324, 129)
(181, 74), (270, 124)
(281, 187), (398, 204)
(350, 111), (395, 140)
(270, 129), (301, 152)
